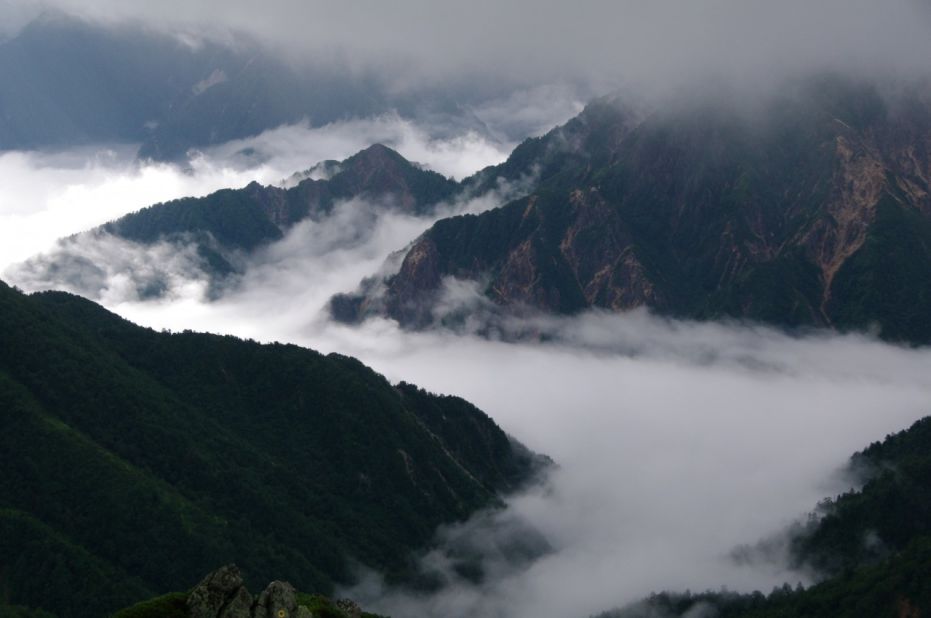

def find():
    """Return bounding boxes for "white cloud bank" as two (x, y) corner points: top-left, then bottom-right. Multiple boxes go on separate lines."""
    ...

(0, 110), (545, 275)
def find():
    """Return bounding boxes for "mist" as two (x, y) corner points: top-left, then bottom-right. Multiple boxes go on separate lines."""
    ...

(11, 0), (931, 96)
(41, 175), (926, 618)
(0, 107), (565, 277)
(108, 223), (931, 618)
(3, 32), (931, 613)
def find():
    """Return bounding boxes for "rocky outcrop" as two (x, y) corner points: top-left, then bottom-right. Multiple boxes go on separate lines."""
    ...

(188, 565), (254, 618)
(187, 566), (312, 618)
(252, 581), (310, 618)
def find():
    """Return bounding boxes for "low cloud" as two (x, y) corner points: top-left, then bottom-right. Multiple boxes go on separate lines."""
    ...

(205, 112), (522, 182)
(0, 105), (562, 278)
(4, 91), (931, 618)
(94, 180), (931, 618)
(0, 146), (273, 271)
(11, 0), (931, 97)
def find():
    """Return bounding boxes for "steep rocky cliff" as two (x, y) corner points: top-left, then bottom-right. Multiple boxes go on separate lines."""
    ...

(335, 77), (931, 343)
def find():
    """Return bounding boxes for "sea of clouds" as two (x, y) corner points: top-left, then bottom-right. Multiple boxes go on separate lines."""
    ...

(2, 72), (930, 618)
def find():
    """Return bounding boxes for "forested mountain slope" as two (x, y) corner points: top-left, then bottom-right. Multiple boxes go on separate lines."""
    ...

(596, 414), (931, 618)
(0, 280), (544, 617)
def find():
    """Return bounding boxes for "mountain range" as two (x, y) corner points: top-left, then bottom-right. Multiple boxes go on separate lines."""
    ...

(4, 6), (931, 618)
(16, 74), (930, 343)
(335, 76), (931, 344)
(11, 143), (460, 299)
(0, 279), (545, 617)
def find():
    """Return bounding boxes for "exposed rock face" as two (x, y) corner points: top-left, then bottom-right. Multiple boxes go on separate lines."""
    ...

(187, 565), (253, 618)
(335, 77), (931, 343)
(187, 568), (312, 618)
(252, 581), (303, 618)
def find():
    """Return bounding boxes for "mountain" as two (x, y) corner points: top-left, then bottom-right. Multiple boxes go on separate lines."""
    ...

(12, 144), (459, 299)
(595, 414), (931, 618)
(788, 416), (931, 576)
(106, 144), (457, 246)
(0, 12), (388, 159)
(335, 76), (931, 344)
(0, 279), (546, 618)
(0, 12), (534, 162)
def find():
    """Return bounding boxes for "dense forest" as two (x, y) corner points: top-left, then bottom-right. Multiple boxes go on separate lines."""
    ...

(0, 280), (545, 617)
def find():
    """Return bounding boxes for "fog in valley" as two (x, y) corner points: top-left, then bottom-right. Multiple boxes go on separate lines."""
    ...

(3, 123), (931, 618)
(3, 2), (931, 615)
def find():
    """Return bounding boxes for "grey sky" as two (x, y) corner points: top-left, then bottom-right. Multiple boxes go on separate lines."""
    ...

(11, 0), (931, 92)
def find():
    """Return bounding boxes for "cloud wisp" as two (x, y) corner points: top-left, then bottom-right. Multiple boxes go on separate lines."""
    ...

(0, 106), (557, 281)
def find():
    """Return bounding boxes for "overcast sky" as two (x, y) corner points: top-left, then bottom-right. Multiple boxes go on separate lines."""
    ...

(7, 0), (931, 94)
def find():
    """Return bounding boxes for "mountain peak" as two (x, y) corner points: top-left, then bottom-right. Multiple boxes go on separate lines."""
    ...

(343, 142), (412, 170)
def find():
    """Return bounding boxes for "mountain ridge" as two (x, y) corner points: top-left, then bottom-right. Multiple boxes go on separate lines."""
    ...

(334, 76), (931, 343)
(0, 279), (547, 617)
(10, 143), (459, 299)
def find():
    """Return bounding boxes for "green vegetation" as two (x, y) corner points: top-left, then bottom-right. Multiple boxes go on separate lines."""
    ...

(600, 538), (931, 618)
(0, 605), (55, 618)
(113, 591), (385, 618)
(110, 593), (187, 618)
(0, 280), (542, 617)
(106, 189), (286, 251)
(790, 416), (931, 575)
(596, 415), (931, 618)
(294, 593), (385, 618)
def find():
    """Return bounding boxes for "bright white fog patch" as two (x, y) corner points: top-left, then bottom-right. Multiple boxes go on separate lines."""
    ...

(0, 110), (533, 282)
(6, 231), (217, 304)
(0, 147), (278, 272)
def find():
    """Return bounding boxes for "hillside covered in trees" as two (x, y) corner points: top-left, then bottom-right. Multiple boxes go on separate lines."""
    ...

(0, 280), (546, 617)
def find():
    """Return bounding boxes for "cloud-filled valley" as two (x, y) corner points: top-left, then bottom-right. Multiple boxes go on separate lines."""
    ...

(3, 8), (931, 613)
(106, 219), (931, 618)
(6, 134), (928, 616)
